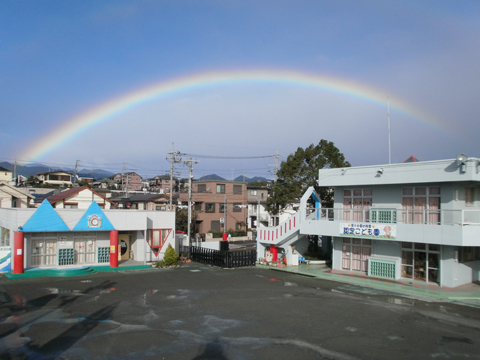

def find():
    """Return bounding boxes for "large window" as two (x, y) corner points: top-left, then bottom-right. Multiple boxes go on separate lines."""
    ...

(233, 203), (242, 212)
(31, 233), (57, 266)
(74, 234), (96, 263)
(233, 185), (242, 194)
(205, 203), (215, 213)
(216, 184), (225, 194)
(343, 189), (372, 222)
(460, 247), (480, 262)
(147, 229), (172, 254)
(197, 184), (206, 193)
(341, 238), (371, 272)
(401, 242), (439, 284)
(402, 187), (440, 224)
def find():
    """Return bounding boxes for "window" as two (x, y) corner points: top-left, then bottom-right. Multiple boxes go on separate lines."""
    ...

(402, 187), (440, 224)
(64, 203), (78, 209)
(233, 185), (242, 194)
(148, 229), (172, 254)
(197, 184), (206, 193)
(216, 184), (225, 194)
(343, 189), (372, 222)
(205, 203), (215, 213)
(465, 187), (475, 207)
(235, 222), (243, 230)
(0, 227), (10, 247)
(233, 203), (242, 212)
(341, 238), (371, 272)
(401, 242), (439, 283)
(460, 247), (480, 262)
(194, 202), (202, 211)
(219, 203), (225, 213)
(250, 190), (257, 196)
(31, 233), (58, 266)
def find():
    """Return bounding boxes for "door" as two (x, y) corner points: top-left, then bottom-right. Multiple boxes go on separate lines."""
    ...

(119, 234), (130, 261)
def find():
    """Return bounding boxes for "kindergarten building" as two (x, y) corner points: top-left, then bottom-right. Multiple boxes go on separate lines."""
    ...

(0, 200), (175, 273)
(257, 155), (480, 288)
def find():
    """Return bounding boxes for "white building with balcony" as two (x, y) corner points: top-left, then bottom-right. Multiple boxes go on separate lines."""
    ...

(257, 155), (480, 288)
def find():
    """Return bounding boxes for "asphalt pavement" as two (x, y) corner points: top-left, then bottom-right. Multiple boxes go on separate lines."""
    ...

(1, 263), (480, 359)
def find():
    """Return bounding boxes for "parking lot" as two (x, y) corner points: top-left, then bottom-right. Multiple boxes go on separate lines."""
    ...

(1, 263), (480, 359)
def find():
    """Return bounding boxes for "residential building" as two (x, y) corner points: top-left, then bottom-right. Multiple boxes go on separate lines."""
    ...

(110, 172), (143, 192)
(257, 155), (480, 288)
(36, 171), (73, 187)
(41, 186), (117, 209)
(112, 193), (174, 210)
(148, 175), (177, 193)
(0, 166), (12, 182)
(178, 180), (248, 235)
(0, 183), (34, 208)
(76, 173), (94, 184)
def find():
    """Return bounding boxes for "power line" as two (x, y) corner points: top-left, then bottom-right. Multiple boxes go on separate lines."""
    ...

(179, 153), (275, 160)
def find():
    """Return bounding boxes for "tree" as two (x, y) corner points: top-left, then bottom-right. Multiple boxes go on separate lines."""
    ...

(175, 209), (198, 234)
(163, 244), (178, 265)
(266, 140), (350, 214)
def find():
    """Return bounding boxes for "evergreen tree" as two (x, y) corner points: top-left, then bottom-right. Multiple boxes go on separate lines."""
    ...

(164, 244), (178, 265)
(266, 139), (350, 214)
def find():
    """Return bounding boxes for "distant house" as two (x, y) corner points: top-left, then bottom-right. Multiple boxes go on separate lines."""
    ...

(76, 173), (95, 184)
(91, 178), (117, 189)
(148, 175), (177, 193)
(43, 186), (117, 209)
(0, 166), (12, 182)
(112, 193), (173, 210)
(0, 183), (34, 208)
(36, 171), (73, 187)
(178, 180), (248, 235)
(110, 172), (143, 192)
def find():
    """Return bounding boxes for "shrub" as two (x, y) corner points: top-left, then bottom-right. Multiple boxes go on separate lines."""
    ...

(164, 244), (178, 266)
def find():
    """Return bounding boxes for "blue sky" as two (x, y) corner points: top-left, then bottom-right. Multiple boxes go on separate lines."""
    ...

(1, 1), (479, 179)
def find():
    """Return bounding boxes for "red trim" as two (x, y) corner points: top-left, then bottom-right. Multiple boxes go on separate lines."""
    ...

(148, 228), (173, 254)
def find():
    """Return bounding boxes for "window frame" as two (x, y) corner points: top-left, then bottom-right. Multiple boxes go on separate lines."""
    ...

(216, 184), (225, 194)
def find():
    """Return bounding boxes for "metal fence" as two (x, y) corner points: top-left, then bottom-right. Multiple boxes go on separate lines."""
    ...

(190, 246), (257, 268)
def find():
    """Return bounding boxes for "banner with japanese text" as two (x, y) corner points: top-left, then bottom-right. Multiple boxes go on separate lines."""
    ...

(340, 223), (396, 239)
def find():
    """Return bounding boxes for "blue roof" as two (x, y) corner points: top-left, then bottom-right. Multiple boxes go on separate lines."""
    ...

(21, 200), (70, 232)
(73, 201), (115, 231)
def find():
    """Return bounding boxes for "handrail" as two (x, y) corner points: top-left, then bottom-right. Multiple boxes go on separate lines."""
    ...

(305, 207), (480, 226)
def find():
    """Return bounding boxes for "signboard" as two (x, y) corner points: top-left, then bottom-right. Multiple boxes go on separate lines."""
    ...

(88, 214), (102, 228)
(340, 222), (396, 239)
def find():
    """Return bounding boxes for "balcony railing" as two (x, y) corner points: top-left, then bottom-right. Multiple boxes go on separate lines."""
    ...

(306, 207), (480, 226)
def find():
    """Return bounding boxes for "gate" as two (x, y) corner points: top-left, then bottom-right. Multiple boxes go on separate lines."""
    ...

(190, 246), (256, 268)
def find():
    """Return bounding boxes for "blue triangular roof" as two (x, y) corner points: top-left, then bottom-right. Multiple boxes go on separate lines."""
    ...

(73, 201), (115, 231)
(21, 200), (70, 232)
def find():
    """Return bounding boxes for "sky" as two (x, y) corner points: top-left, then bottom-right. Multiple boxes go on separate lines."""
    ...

(1, 1), (479, 180)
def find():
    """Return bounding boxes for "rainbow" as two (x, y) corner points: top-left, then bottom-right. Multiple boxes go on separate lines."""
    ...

(20, 69), (433, 161)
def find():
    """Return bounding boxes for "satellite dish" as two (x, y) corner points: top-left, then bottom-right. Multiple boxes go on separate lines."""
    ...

(456, 153), (468, 165)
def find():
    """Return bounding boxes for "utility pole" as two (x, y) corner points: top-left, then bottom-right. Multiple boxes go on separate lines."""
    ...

(13, 157), (17, 186)
(224, 194), (227, 237)
(183, 158), (199, 251)
(121, 163), (126, 197)
(257, 195), (261, 229)
(166, 143), (181, 210)
(73, 160), (79, 186)
(269, 151), (280, 181)
(388, 95), (391, 164)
